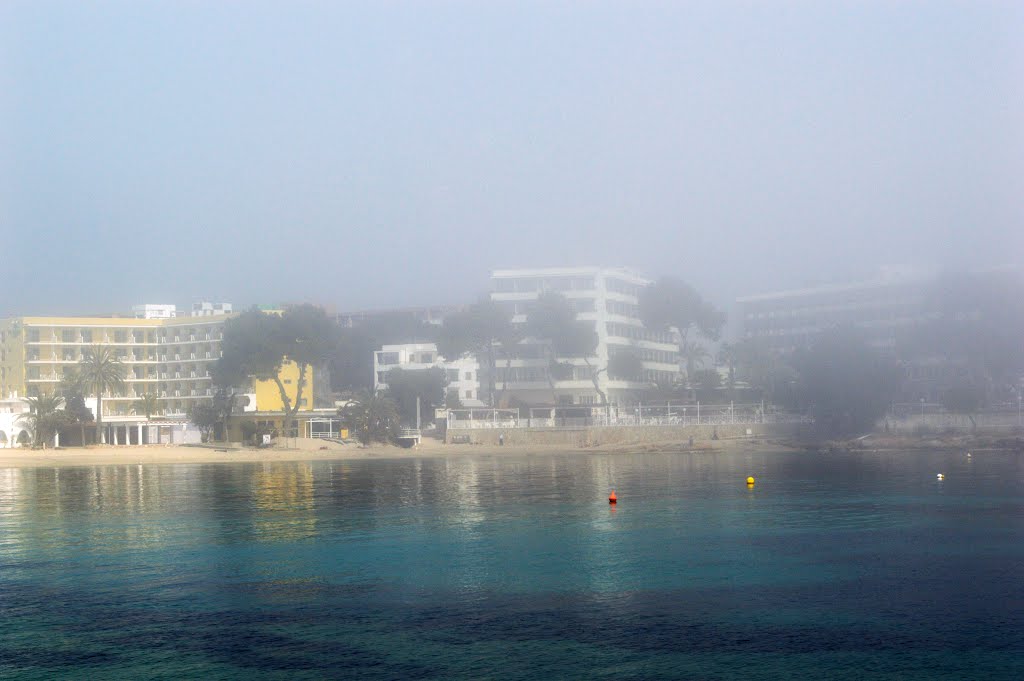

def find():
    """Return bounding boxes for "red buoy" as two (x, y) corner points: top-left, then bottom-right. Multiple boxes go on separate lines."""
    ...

(608, 490), (617, 504)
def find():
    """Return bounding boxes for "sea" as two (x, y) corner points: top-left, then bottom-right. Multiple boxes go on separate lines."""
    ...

(1, 449), (1022, 680)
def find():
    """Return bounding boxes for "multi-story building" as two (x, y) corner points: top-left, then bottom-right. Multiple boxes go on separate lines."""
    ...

(489, 267), (680, 407)
(735, 267), (935, 353)
(374, 343), (484, 406)
(0, 310), (324, 419)
(0, 315), (230, 417)
(131, 304), (178, 320)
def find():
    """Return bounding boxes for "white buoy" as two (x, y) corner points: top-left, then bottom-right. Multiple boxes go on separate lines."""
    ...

(967, 452), (971, 458)
(937, 473), (945, 480)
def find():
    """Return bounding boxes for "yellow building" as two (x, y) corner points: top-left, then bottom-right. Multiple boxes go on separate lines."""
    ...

(0, 313), (323, 420)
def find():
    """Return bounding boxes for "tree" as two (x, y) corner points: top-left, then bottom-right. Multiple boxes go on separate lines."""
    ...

(680, 341), (711, 385)
(339, 394), (401, 445)
(331, 313), (438, 392)
(188, 402), (221, 443)
(438, 298), (517, 406)
(63, 394), (95, 446)
(78, 346), (126, 444)
(217, 305), (338, 437)
(384, 367), (447, 425)
(58, 369), (94, 445)
(132, 393), (161, 420)
(524, 291), (600, 404)
(718, 342), (739, 401)
(792, 328), (899, 436)
(607, 349), (644, 381)
(639, 276), (725, 343)
(19, 394), (65, 448)
(639, 277), (725, 392)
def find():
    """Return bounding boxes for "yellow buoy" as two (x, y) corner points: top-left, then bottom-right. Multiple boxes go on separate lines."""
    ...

(746, 476), (755, 485)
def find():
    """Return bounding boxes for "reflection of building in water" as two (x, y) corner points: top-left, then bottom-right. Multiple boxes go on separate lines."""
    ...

(0, 467), (19, 514)
(251, 462), (316, 541)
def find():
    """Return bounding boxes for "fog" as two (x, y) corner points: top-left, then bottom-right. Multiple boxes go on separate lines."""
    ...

(1, 1), (1021, 316)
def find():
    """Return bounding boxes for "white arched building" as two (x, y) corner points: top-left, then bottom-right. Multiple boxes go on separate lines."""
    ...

(0, 397), (31, 448)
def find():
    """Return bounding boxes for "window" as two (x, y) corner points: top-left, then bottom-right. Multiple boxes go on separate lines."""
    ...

(446, 369), (460, 382)
(62, 329), (75, 343)
(284, 379), (292, 384)
(27, 329), (40, 342)
(81, 330), (92, 342)
(377, 371), (386, 384)
(377, 352), (399, 365)
(464, 371), (473, 381)
(465, 390), (473, 399)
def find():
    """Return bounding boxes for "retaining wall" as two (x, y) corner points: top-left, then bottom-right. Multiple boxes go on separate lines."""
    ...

(446, 422), (806, 447)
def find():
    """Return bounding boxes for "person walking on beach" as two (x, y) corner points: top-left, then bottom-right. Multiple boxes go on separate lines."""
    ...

(499, 433), (505, 446)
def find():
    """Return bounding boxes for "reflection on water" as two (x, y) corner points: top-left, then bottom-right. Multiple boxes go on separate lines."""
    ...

(1, 450), (1023, 680)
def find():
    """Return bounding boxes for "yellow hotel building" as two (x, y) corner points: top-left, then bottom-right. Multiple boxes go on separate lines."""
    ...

(0, 313), (320, 421)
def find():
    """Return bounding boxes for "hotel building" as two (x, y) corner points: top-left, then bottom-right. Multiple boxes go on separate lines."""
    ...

(735, 267), (935, 353)
(489, 267), (681, 407)
(0, 307), (325, 422)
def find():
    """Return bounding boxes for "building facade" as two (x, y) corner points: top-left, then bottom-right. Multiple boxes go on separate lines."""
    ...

(0, 311), (323, 421)
(489, 267), (681, 408)
(373, 343), (484, 406)
(735, 267), (936, 353)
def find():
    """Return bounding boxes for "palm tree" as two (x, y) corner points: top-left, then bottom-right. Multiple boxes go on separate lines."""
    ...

(19, 394), (65, 448)
(78, 346), (126, 444)
(132, 393), (161, 420)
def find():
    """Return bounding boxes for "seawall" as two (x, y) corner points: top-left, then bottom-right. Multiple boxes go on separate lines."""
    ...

(445, 422), (807, 447)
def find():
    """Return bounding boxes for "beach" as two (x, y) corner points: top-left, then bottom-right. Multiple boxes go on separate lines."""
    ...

(0, 435), (798, 469)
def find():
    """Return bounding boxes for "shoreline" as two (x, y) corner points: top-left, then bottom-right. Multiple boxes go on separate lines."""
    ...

(0, 437), (798, 469)
(1, 433), (1018, 469)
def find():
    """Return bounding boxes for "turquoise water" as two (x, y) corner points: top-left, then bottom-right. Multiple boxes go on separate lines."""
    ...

(1, 450), (1022, 679)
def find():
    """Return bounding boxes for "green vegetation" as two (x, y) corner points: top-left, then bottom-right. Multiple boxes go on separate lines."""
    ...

(132, 393), (161, 420)
(78, 346), (126, 444)
(437, 299), (517, 406)
(791, 329), (899, 436)
(339, 394), (401, 445)
(216, 304), (337, 435)
(384, 367), (446, 425)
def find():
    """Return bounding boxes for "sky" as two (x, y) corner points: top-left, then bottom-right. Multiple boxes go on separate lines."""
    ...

(1, 1), (1021, 317)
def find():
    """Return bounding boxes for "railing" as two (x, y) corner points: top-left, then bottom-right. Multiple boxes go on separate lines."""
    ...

(397, 428), (421, 439)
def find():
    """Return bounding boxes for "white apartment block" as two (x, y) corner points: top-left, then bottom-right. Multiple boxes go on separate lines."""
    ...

(374, 343), (484, 406)
(132, 304), (178, 319)
(489, 266), (681, 407)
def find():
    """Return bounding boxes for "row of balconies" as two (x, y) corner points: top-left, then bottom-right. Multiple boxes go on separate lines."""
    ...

(158, 352), (218, 361)
(158, 389), (214, 398)
(157, 335), (222, 344)
(26, 334), (224, 345)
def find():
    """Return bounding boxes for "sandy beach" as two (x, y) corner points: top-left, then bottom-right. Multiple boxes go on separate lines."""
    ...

(0, 435), (796, 469)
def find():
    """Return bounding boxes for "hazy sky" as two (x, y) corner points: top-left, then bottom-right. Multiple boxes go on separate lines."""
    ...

(1, 1), (1021, 317)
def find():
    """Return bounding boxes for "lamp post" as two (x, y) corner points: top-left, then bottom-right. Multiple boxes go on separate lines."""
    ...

(920, 397), (925, 418)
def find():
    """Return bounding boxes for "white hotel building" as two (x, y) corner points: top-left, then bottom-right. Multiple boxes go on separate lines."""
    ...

(489, 267), (681, 408)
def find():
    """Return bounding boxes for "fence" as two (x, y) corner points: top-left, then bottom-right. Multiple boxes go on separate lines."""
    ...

(446, 403), (811, 430)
